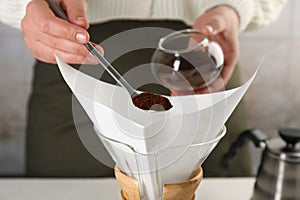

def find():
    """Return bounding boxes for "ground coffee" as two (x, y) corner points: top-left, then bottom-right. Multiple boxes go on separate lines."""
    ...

(132, 92), (173, 111)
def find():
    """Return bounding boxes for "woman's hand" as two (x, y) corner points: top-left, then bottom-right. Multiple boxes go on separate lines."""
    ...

(21, 0), (102, 64)
(192, 5), (240, 94)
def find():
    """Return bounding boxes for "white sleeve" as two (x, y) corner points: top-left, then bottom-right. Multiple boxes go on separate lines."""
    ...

(0, 0), (288, 31)
(0, 0), (31, 29)
(194, 0), (287, 32)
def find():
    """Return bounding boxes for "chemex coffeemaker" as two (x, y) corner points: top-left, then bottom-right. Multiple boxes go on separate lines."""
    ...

(222, 128), (300, 200)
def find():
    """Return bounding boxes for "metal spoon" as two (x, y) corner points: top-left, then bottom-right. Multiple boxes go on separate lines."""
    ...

(45, 0), (138, 98)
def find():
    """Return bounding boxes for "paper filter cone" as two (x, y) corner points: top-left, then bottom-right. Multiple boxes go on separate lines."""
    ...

(55, 54), (261, 200)
(115, 165), (203, 200)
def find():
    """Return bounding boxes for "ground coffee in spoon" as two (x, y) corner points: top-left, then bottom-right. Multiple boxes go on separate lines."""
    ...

(132, 92), (173, 111)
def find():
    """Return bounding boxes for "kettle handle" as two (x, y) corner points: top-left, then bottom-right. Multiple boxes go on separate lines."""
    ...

(220, 129), (268, 169)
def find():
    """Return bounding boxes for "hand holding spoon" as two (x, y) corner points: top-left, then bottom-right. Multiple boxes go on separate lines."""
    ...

(46, 0), (172, 111)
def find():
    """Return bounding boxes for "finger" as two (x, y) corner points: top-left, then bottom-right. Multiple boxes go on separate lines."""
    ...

(84, 43), (106, 65)
(170, 75), (226, 95)
(25, 37), (97, 64)
(90, 42), (105, 55)
(23, 17), (104, 62)
(23, 20), (90, 57)
(63, 0), (89, 29)
(198, 15), (227, 36)
(199, 25), (215, 35)
(194, 77), (226, 94)
(170, 90), (195, 96)
(214, 35), (239, 85)
(27, 0), (89, 44)
(220, 56), (238, 84)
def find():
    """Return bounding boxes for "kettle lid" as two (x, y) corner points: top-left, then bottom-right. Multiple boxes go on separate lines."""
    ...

(267, 128), (300, 162)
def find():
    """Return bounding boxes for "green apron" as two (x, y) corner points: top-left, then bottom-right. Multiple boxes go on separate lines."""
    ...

(26, 20), (251, 177)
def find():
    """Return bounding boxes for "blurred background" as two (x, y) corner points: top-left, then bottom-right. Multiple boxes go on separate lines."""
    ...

(0, 0), (299, 176)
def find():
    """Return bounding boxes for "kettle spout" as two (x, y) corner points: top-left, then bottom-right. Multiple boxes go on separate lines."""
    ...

(220, 129), (268, 169)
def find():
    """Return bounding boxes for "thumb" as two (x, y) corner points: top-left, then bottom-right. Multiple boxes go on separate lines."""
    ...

(199, 15), (226, 36)
(64, 0), (89, 29)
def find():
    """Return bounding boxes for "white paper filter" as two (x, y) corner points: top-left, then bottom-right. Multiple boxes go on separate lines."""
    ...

(56, 55), (258, 200)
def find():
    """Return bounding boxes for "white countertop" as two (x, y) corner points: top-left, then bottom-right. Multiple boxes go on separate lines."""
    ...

(0, 177), (255, 200)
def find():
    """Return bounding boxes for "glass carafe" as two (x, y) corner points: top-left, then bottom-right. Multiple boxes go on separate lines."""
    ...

(95, 126), (226, 200)
(151, 29), (224, 95)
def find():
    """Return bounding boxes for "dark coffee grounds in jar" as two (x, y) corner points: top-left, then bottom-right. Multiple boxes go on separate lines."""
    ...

(132, 92), (173, 111)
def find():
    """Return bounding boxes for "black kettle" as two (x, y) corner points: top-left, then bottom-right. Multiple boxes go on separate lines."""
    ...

(221, 128), (300, 200)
